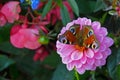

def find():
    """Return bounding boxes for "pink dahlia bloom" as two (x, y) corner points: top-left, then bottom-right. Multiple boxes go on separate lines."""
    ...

(56, 17), (114, 74)
(10, 24), (41, 50)
(1, 1), (21, 23)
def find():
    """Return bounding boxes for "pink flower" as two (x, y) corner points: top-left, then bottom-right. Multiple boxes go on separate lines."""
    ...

(45, 1), (73, 25)
(10, 24), (41, 50)
(63, 1), (74, 19)
(32, 16), (49, 33)
(1, 1), (21, 23)
(56, 17), (114, 74)
(33, 46), (49, 61)
(0, 12), (7, 27)
(116, 6), (120, 16)
(0, 4), (2, 9)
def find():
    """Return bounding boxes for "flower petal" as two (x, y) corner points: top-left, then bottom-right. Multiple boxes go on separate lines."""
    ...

(96, 34), (104, 43)
(75, 61), (82, 68)
(85, 49), (94, 58)
(74, 18), (82, 24)
(104, 48), (111, 56)
(91, 21), (100, 31)
(60, 27), (66, 34)
(95, 59), (101, 66)
(84, 63), (93, 70)
(76, 67), (85, 74)
(102, 48), (111, 59)
(80, 17), (91, 26)
(91, 65), (97, 70)
(66, 62), (74, 71)
(58, 44), (75, 57)
(66, 22), (74, 30)
(99, 27), (108, 37)
(62, 56), (72, 64)
(71, 50), (83, 60)
(80, 55), (87, 64)
(100, 59), (106, 65)
(102, 37), (114, 48)
(87, 58), (95, 65)
(99, 44), (106, 52)
(94, 52), (103, 59)
(1, 1), (21, 23)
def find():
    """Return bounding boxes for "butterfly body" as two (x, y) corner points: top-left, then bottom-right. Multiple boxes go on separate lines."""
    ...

(58, 24), (99, 49)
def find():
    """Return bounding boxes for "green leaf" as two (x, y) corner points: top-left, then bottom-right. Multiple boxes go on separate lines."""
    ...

(0, 24), (12, 43)
(14, 54), (41, 76)
(0, 42), (34, 55)
(68, 0), (79, 16)
(55, 0), (63, 7)
(107, 47), (120, 80)
(75, 0), (96, 14)
(41, 0), (52, 18)
(99, 12), (107, 25)
(42, 51), (61, 68)
(0, 76), (8, 80)
(87, 16), (99, 21)
(9, 64), (20, 80)
(52, 64), (74, 80)
(0, 55), (15, 71)
(60, 5), (70, 26)
(14, 54), (53, 80)
(116, 65), (120, 80)
(94, 0), (107, 12)
(79, 71), (90, 80)
(117, 48), (120, 64)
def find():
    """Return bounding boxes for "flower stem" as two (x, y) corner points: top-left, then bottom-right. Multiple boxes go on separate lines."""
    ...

(74, 69), (80, 80)
(91, 71), (96, 80)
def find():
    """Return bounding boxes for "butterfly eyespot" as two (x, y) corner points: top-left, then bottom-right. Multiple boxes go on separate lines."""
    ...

(88, 30), (93, 37)
(69, 27), (76, 35)
(91, 41), (99, 49)
(58, 35), (68, 44)
(61, 38), (68, 44)
(87, 44), (90, 48)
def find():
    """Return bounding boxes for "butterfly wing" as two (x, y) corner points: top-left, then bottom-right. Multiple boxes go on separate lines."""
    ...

(83, 25), (99, 49)
(58, 24), (80, 45)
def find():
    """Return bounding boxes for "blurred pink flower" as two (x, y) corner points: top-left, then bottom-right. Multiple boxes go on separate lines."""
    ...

(56, 17), (114, 74)
(116, 6), (120, 16)
(0, 4), (2, 9)
(10, 24), (41, 50)
(32, 16), (49, 33)
(1, 1), (21, 23)
(45, 1), (73, 25)
(0, 12), (7, 27)
(33, 46), (49, 61)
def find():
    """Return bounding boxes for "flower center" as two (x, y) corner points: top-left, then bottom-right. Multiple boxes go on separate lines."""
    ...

(75, 45), (86, 52)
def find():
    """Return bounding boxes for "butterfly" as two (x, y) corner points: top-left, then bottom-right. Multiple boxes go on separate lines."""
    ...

(58, 24), (99, 49)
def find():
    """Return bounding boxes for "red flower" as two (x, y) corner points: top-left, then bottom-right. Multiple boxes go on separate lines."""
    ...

(0, 12), (7, 27)
(38, 1), (74, 25)
(116, 6), (120, 16)
(46, 1), (73, 25)
(33, 46), (49, 61)
(10, 24), (41, 49)
(1, 1), (21, 23)
(32, 16), (49, 33)
(0, 4), (2, 10)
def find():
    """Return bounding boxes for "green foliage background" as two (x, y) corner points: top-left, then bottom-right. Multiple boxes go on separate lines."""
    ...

(0, 0), (120, 80)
